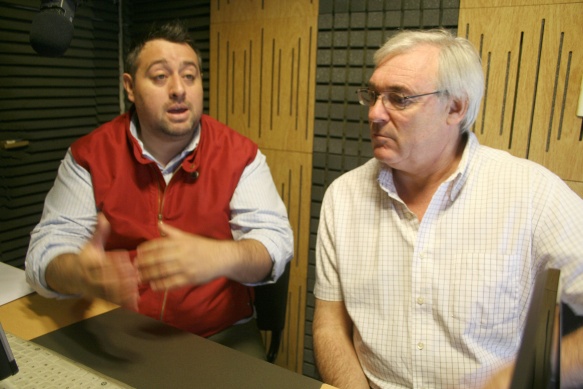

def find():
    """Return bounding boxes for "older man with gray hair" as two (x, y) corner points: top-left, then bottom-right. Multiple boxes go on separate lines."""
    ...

(313, 29), (583, 389)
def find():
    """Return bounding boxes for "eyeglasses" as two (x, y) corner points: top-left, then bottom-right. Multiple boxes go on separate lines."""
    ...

(356, 88), (444, 110)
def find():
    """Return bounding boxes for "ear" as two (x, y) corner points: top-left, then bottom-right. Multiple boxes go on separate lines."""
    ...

(446, 97), (468, 127)
(122, 73), (135, 103)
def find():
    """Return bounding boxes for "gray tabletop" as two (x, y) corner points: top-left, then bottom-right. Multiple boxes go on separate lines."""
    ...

(33, 308), (324, 389)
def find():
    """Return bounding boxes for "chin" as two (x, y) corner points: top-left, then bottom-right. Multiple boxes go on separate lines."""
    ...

(160, 124), (196, 138)
(373, 148), (398, 165)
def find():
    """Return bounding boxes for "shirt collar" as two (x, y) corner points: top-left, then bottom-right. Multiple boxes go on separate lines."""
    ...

(448, 131), (478, 200)
(377, 131), (478, 202)
(129, 113), (201, 175)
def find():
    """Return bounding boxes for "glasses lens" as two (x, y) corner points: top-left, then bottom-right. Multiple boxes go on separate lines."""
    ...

(357, 89), (373, 106)
(383, 92), (408, 110)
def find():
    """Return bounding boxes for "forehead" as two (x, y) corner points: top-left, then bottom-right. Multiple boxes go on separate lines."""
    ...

(370, 44), (440, 91)
(137, 39), (199, 70)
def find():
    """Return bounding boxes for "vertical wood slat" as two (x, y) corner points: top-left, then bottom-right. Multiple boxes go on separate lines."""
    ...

(262, 149), (313, 371)
(459, 1), (583, 198)
(210, 1), (316, 153)
(209, 0), (318, 373)
(460, 0), (581, 7)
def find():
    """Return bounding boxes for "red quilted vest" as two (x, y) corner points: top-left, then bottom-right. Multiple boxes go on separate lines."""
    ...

(71, 111), (258, 337)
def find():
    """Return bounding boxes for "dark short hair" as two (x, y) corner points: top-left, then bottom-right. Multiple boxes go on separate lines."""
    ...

(124, 20), (202, 77)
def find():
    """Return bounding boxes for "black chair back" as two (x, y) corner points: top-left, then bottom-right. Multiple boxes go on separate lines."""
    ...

(254, 262), (291, 363)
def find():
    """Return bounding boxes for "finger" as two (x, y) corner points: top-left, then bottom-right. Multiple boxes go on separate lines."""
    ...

(90, 212), (111, 250)
(149, 279), (167, 292)
(136, 236), (181, 271)
(139, 258), (180, 283)
(135, 244), (168, 270)
(157, 221), (183, 238)
(106, 251), (140, 310)
(149, 273), (188, 292)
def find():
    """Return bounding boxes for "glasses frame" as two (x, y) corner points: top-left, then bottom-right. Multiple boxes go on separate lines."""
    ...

(356, 88), (444, 110)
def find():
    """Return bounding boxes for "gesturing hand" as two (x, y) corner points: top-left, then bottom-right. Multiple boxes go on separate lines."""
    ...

(75, 213), (139, 310)
(135, 222), (227, 292)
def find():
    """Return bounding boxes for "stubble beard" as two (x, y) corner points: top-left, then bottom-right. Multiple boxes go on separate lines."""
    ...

(158, 116), (199, 139)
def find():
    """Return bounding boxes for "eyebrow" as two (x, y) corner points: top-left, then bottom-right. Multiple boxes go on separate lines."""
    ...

(367, 83), (408, 93)
(146, 59), (199, 73)
(181, 60), (199, 70)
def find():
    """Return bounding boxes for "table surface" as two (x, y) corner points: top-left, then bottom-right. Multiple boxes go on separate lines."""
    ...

(0, 293), (117, 340)
(0, 294), (334, 389)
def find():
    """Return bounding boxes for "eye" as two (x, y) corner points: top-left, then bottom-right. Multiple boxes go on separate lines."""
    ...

(386, 92), (407, 107)
(183, 74), (196, 82)
(152, 74), (167, 83)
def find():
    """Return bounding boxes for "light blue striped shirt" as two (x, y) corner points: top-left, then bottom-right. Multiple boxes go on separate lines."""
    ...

(25, 116), (293, 298)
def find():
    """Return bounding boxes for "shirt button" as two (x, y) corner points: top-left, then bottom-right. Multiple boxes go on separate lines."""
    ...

(417, 342), (424, 350)
(416, 297), (424, 305)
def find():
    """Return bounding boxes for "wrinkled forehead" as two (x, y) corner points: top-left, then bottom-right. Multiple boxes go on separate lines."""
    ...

(370, 45), (441, 91)
(136, 39), (201, 72)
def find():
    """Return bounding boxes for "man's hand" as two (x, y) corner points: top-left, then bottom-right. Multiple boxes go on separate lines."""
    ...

(477, 363), (514, 389)
(45, 213), (139, 310)
(136, 222), (227, 291)
(135, 222), (273, 291)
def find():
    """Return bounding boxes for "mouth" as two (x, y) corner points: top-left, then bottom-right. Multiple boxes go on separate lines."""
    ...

(166, 105), (190, 121)
(371, 123), (394, 139)
(372, 132), (396, 147)
(372, 130), (390, 139)
(168, 105), (188, 114)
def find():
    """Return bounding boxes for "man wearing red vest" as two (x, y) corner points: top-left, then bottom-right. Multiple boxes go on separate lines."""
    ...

(25, 21), (293, 358)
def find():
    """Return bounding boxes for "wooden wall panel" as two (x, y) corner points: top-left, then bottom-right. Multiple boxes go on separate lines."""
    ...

(528, 6), (583, 181)
(209, 0), (318, 372)
(459, 1), (583, 195)
(262, 149), (313, 371)
(566, 181), (583, 198)
(461, 0), (581, 7)
(209, 1), (317, 153)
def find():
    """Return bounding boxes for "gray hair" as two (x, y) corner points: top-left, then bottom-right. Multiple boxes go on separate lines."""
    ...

(374, 29), (484, 133)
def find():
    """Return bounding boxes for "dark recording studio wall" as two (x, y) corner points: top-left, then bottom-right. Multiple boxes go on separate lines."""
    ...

(0, 0), (120, 269)
(303, 0), (461, 379)
(0, 0), (210, 268)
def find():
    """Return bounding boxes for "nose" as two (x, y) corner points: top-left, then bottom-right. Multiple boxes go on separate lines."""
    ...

(368, 94), (390, 124)
(169, 75), (186, 100)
